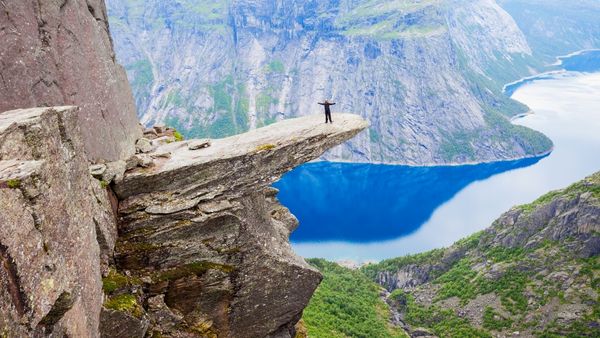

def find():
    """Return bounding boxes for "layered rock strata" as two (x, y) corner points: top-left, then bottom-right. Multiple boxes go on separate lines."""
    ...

(0, 108), (367, 337)
(109, 113), (368, 337)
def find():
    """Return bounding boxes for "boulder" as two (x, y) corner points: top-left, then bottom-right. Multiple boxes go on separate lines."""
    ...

(90, 164), (107, 179)
(135, 138), (154, 154)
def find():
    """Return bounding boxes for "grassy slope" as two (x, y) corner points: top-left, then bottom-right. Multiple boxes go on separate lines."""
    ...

(303, 259), (408, 338)
(304, 172), (600, 337)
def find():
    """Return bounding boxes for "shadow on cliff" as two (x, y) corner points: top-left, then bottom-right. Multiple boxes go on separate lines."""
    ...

(274, 156), (545, 243)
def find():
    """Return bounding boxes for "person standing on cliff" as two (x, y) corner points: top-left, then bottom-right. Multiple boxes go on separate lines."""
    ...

(318, 100), (336, 123)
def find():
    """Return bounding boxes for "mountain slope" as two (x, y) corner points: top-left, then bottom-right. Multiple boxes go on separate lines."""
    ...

(106, 0), (552, 165)
(300, 172), (599, 337)
(363, 171), (600, 337)
(302, 259), (408, 338)
(499, 0), (600, 62)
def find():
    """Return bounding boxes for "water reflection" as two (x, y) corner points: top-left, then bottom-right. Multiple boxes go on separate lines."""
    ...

(274, 157), (543, 243)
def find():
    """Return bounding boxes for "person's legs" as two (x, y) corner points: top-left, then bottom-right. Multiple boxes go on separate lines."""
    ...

(326, 111), (332, 123)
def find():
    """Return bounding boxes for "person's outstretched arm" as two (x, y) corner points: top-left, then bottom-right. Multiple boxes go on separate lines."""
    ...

(318, 102), (325, 105)
(331, 102), (336, 105)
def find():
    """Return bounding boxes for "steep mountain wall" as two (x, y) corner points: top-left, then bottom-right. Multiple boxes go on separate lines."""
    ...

(499, 0), (600, 62)
(107, 0), (552, 165)
(0, 0), (141, 162)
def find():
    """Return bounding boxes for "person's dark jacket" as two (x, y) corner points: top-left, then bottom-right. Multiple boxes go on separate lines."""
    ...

(318, 102), (336, 114)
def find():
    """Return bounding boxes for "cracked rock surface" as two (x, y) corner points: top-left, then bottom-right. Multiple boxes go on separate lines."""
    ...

(111, 113), (368, 337)
(0, 0), (141, 162)
(0, 107), (116, 337)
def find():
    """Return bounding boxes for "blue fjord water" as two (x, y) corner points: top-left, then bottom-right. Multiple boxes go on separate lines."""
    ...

(274, 157), (543, 243)
(274, 52), (600, 262)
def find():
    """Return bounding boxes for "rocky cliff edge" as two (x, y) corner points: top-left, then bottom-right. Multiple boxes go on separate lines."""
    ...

(109, 113), (368, 337)
(0, 107), (368, 337)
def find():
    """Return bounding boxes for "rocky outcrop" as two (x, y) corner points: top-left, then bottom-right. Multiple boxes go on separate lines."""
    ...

(0, 0), (141, 162)
(0, 108), (367, 338)
(107, 0), (552, 165)
(108, 114), (368, 337)
(363, 172), (600, 337)
(0, 107), (116, 337)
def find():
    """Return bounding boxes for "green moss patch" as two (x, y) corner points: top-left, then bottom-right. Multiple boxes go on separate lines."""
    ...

(102, 269), (142, 294)
(7, 179), (21, 189)
(104, 294), (143, 318)
(255, 144), (276, 152)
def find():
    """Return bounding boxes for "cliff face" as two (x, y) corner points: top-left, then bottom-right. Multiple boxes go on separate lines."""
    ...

(0, 107), (116, 337)
(109, 114), (367, 337)
(0, 105), (368, 337)
(362, 172), (600, 337)
(499, 0), (600, 61)
(0, 0), (141, 162)
(106, 0), (552, 165)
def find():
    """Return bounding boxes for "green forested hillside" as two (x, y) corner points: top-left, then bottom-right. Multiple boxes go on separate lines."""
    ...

(303, 172), (600, 337)
(302, 259), (408, 338)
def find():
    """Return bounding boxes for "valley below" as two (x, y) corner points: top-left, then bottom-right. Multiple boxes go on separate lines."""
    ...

(295, 64), (600, 337)
(277, 59), (600, 262)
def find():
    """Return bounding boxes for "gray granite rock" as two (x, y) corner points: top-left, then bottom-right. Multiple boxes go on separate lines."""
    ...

(0, 0), (141, 162)
(112, 113), (368, 337)
(103, 160), (127, 184)
(188, 139), (212, 150)
(0, 107), (116, 337)
(90, 164), (108, 179)
(99, 308), (149, 338)
(135, 138), (154, 154)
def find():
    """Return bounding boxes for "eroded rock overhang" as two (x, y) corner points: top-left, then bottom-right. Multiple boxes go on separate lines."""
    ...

(109, 113), (368, 337)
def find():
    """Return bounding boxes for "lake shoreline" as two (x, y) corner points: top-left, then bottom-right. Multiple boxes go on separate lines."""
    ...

(316, 148), (553, 169)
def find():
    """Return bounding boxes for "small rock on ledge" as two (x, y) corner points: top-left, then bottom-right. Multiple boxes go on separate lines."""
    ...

(187, 139), (212, 150)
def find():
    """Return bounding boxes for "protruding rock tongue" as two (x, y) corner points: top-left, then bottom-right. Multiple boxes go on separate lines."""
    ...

(112, 113), (368, 337)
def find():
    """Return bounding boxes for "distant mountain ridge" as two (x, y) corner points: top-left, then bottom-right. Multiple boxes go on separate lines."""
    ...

(107, 0), (553, 165)
(498, 0), (600, 63)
